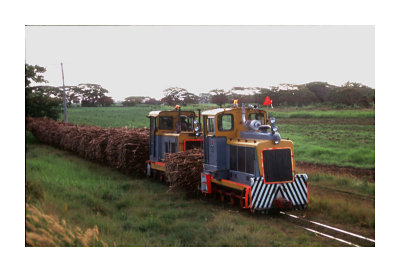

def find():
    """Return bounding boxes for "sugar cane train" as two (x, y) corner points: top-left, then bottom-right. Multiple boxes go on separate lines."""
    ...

(146, 103), (309, 213)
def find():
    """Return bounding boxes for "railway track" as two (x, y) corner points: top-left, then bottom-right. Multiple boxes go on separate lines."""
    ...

(280, 212), (375, 247)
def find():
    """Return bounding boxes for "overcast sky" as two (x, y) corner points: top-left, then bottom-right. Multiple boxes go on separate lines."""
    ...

(25, 25), (374, 101)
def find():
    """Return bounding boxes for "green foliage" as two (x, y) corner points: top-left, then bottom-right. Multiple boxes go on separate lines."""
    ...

(26, 141), (346, 246)
(161, 87), (199, 106)
(25, 64), (62, 120)
(26, 91), (62, 120)
(209, 89), (229, 107)
(327, 84), (374, 107)
(25, 63), (47, 87)
(183, 92), (200, 105)
(76, 83), (114, 107)
(305, 82), (336, 102)
(233, 82), (375, 108)
(122, 96), (146, 106)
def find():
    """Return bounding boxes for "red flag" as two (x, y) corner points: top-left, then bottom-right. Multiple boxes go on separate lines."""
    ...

(263, 96), (272, 106)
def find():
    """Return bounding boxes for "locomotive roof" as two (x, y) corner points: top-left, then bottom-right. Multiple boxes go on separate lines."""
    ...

(147, 110), (196, 117)
(147, 111), (162, 117)
(201, 108), (232, 116)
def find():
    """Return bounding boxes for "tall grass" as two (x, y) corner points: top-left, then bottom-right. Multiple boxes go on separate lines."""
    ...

(26, 204), (107, 247)
(26, 139), (345, 246)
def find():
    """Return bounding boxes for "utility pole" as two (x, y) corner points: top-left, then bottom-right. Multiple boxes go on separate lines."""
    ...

(61, 62), (68, 122)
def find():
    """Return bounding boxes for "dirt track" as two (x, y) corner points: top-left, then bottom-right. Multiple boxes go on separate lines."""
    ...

(280, 117), (374, 125)
(296, 161), (375, 182)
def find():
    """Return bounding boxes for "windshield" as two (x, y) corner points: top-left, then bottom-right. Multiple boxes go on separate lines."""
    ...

(179, 116), (194, 131)
(249, 113), (265, 125)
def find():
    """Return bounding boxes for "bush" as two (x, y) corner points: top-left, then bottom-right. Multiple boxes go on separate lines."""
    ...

(26, 90), (61, 120)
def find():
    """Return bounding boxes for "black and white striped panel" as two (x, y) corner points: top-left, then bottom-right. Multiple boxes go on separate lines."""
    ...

(251, 177), (278, 211)
(281, 174), (308, 207)
(250, 174), (308, 212)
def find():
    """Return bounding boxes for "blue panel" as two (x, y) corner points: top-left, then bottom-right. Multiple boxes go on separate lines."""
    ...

(152, 135), (178, 162)
(207, 136), (227, 169)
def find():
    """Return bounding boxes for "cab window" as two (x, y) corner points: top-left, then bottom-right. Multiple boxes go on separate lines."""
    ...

(159, 116), (173, 130)
(207, 118), (215, 133)
(180, 116), (194, 131)
(218, 114), (233, 131)
(249, 113), (265, 125)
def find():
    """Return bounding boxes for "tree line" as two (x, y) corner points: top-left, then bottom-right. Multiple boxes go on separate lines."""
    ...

(26, 63), (375, 120)
(125, 82), (375, 108)
(26, 64), (115, 119)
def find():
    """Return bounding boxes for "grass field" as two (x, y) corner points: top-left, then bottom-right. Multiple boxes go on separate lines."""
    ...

(26, 133), (350, 246)
(61, 105), (375, 169)
(27, 104), (375, 246)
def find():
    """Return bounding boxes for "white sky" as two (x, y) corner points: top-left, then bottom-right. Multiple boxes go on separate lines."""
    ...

(25, 25), (374, 101)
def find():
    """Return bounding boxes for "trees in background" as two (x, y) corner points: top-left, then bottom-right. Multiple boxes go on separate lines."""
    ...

(122, 96), (162, 106)
(25, 64), (62, 120)
(122, 96), (146, 106)
(25, 64), (47, 88)
(144, 98), (162, 105)
(76, 84), (114, 107)
(228, 82), (374, 108)
(161, 87), (199, 106)
(26, 63), (375, 112)
(183, 92), (200, 105)
(26, 63), (115, 111)
(209, 89), (229, 107)
(327, 82), (374, 107)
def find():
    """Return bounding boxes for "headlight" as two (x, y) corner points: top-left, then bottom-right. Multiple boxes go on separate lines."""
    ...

(272, 126), (278, 132)
(195, 133), (200, 136)
(270, 117), (276, 124)
(195, 126), (199, 132)
(274, 140), (279, 145)
(194, 120), (198, 124)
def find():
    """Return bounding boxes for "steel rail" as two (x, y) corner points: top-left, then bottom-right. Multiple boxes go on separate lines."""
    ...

(302, 227), (360, 247)
(280, 211), (375, 246)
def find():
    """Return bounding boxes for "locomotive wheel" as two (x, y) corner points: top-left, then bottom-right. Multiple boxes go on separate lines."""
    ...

(229, 195), (235, 206)
(213, 192), (218, 200)
(153, 170), (159, 180)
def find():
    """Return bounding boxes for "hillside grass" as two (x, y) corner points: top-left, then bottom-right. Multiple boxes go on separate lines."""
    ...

(282, 122), (375, 168)
(26, 132), (345, 246)
(62, 105), (374, 169)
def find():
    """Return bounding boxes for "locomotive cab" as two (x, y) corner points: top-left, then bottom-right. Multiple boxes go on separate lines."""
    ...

(147, 109), (203, 176)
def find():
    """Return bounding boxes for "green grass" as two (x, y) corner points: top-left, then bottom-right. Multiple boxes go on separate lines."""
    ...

(62, 105), (375, 128)
(291, 171), (375, 232)
(272, 110), (374, 119)
(281, 122), (375, 168)
(62, 104), (218, 128)
(61, 105), (374, 169)
(26, 133), (344, 246)
(309, 173), (375, 197)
